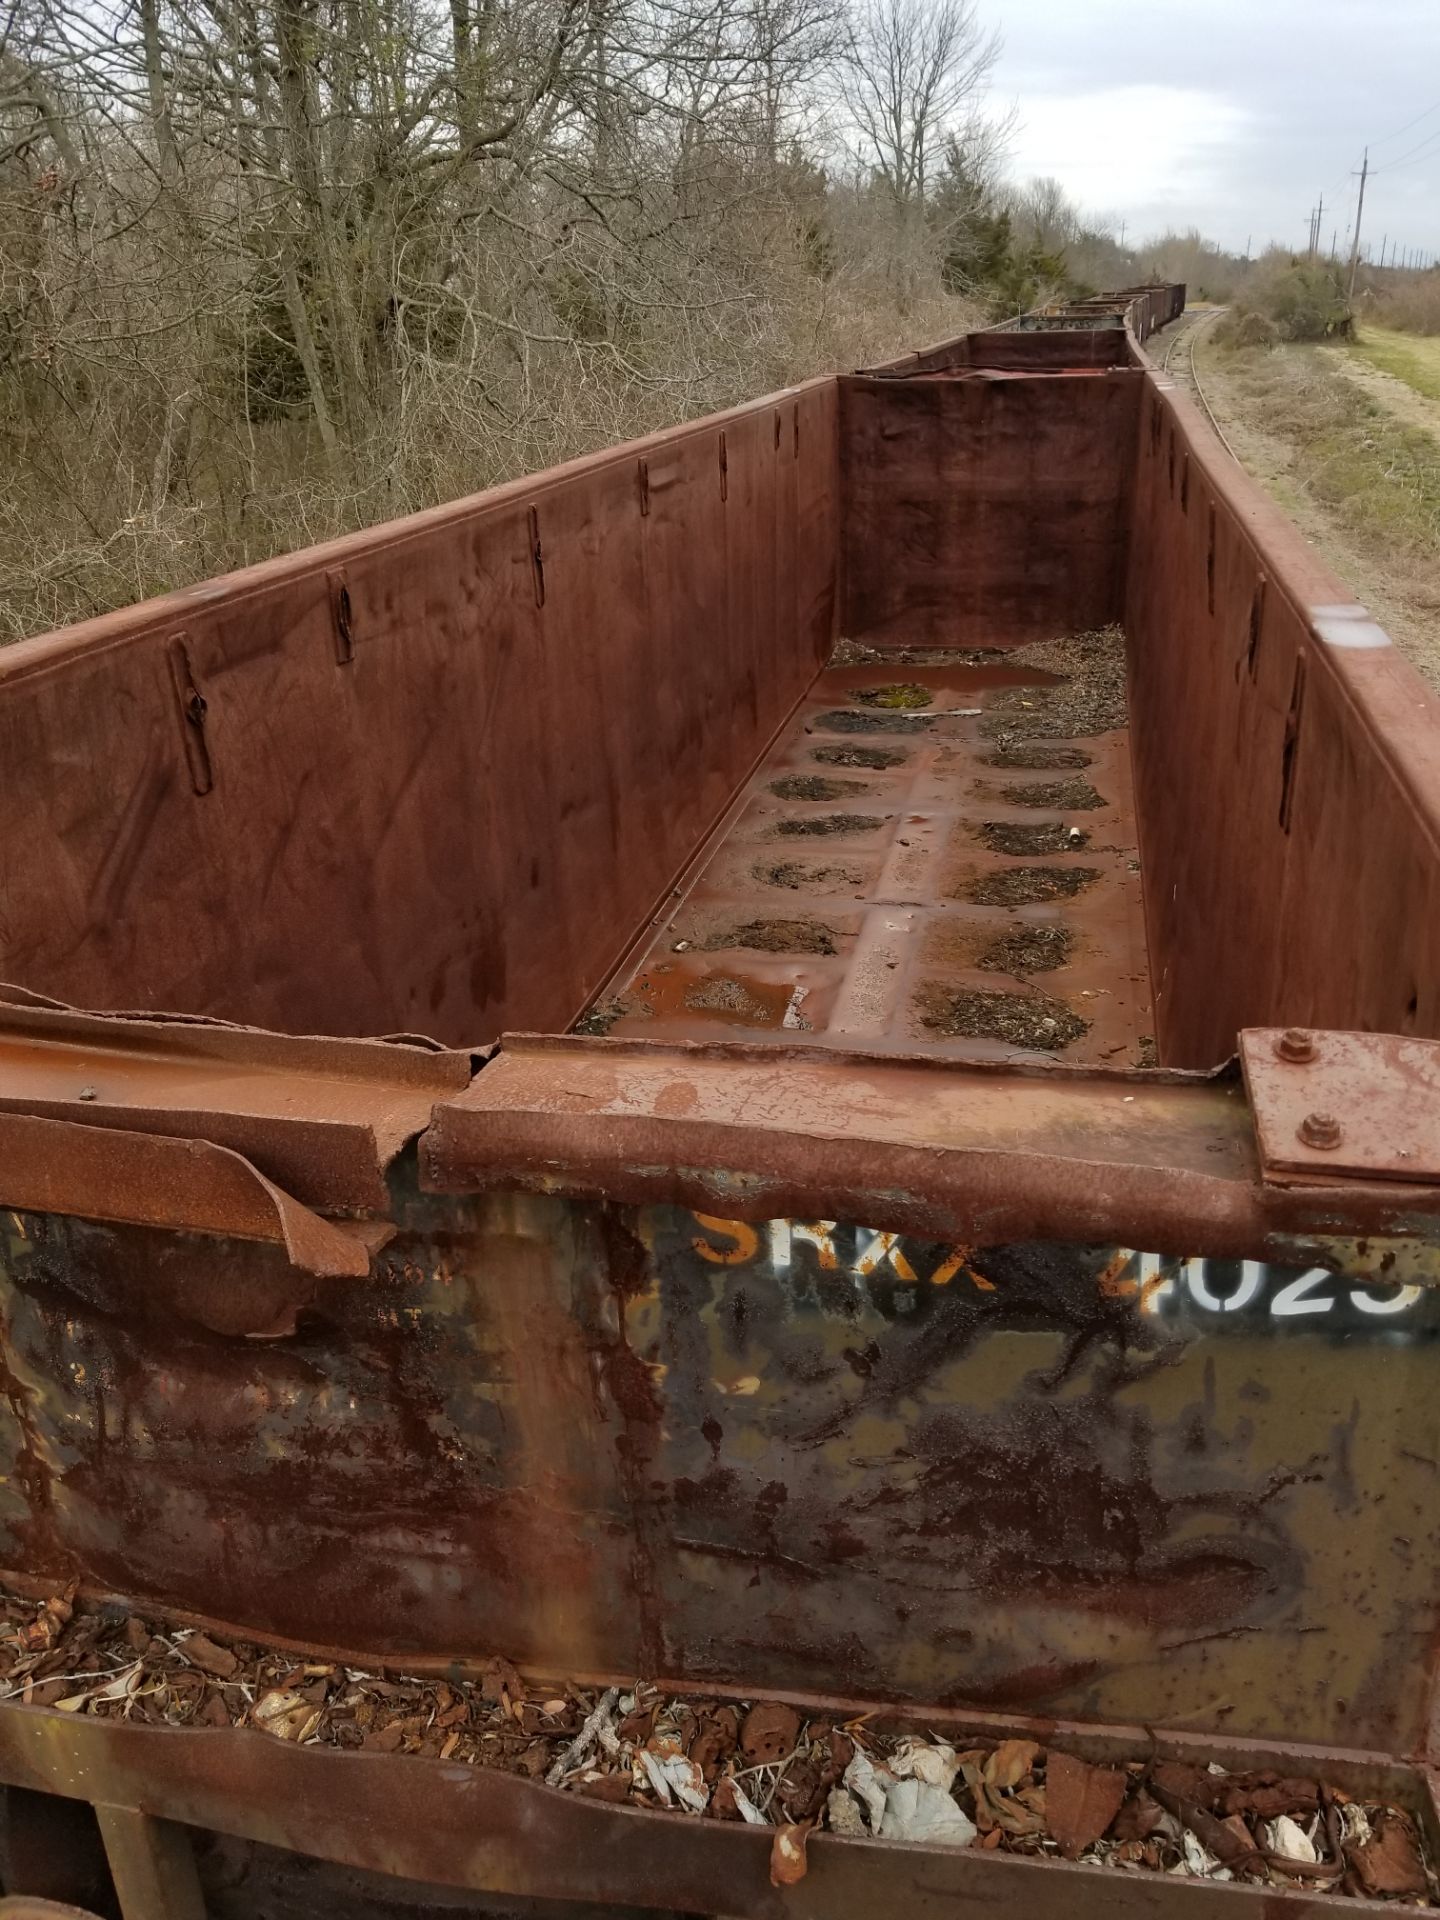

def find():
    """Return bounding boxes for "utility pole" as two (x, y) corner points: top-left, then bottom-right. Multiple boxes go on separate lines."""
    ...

(1309, 197), (1322, 262)
(1379, 233), (1387, 269)
(1347, 150), (1369, 301)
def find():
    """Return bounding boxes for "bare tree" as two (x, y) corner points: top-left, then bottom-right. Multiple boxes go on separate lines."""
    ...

(0, 0), (996, 641)
(1010, 174), (1077, 255)
(840, 0), (998, 208)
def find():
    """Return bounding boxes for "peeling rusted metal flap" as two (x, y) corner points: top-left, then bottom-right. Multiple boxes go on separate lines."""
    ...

(423, 1034), (1283, 1253)
(0, 1111), (376, 1280)
(1241, 1028), (1440, 1187)
(0, 993), (475, 1214)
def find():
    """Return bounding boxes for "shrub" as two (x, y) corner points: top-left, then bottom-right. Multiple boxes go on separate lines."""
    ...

(1227, 261), (1352, 344)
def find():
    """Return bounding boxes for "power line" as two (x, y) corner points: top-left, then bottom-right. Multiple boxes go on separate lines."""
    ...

(1370, 125), (1440, 174)
(1368, 95), (1440, 152)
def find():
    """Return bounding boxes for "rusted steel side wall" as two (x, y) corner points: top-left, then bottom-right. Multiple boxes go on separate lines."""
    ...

(0, 386), (838, 1046)
(966, 330), (1130, 369)
(1125, 375), (1440, 1067)
(1, 1194), (1437, 1754)
(838, 371), (1141, 649)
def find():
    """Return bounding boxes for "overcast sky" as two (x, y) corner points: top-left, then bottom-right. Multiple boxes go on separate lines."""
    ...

(989, 0), (1440, 262)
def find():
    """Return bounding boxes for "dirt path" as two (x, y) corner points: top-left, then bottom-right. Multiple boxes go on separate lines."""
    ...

(1327, 344), (1440, 441)
(1151, 315), (1440, 692)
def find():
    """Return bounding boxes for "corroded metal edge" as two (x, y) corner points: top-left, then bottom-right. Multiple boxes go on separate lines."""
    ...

(422, 1035), (1440, 1270)
(0, 1705), (1427, 1920)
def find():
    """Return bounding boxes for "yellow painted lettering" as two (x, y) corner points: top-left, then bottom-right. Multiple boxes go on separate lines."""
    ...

(691, 1214), (760, 1266)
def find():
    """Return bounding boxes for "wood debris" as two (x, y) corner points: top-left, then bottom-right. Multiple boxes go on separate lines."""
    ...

(0, 1584), (1433, 1902)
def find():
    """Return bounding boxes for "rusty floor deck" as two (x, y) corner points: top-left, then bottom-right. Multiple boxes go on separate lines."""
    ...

(581, 639), (1154, 1065)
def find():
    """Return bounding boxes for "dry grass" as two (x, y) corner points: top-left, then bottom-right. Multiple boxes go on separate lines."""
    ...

(0, 243), (981, 644)
(1368, 272), (1440, 337)
(1198, 336), (1440, 688)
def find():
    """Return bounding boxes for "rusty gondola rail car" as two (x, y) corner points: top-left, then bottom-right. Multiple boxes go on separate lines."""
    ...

(1, 277), (1440, 1916)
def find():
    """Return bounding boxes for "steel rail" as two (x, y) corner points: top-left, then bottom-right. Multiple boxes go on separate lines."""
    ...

(1161, 306), (1239, 460)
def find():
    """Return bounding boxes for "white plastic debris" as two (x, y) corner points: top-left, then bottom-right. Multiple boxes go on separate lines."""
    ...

(1265, 1815), (1319, 1864)
(883, 1778), (978, 1847)
(1180, 1830), (1226, 1878)
(827, 1786), (868, 1836)
(843, 1746), (893, 1833)
(639, 1747), (674, 1806)
(654, 1751), (708, 1813)
(888, 1738), (960, 1791)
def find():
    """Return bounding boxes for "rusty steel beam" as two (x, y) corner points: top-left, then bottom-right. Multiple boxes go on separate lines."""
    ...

(0, 1706), (1430, 1919)
(422, 1034), (1440, 1272)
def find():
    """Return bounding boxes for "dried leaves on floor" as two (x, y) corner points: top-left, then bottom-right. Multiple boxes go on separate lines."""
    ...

(1, 1586), (1433, 1902)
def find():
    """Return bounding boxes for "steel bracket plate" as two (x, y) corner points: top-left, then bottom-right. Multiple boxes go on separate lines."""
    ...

(1240, 1027), (1440, 1186)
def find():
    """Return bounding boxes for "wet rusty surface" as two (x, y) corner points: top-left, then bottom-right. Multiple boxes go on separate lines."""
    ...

(586, 647), (1152, 1067)
(3, 1177), (1440, 1754)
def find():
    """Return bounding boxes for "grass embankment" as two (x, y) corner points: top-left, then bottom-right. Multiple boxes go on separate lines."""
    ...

(1350, 327), (1440, 405)
(1211, 341), (1440, 558)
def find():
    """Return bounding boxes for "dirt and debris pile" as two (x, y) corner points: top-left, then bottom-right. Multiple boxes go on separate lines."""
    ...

(982, 625), (1127, 743)
(812, 744), (908, 770)
(703, 919), (838, 956)
(977, 821), (1090, 856)
(918, 986), (1089, 1051)
(753, 858), (864, 891)
(811, 710), (934, 735)
(774, 812), (884, 838)
(975, 777), (1107, 811)
(770, 775), (871, 802)
(3, 1588), (1432, 1901)
(961, 864), (1101, 907)
(978, 924), (1074, 974)
(850, 683), (933, 710)
(981, 744), (1092, 772)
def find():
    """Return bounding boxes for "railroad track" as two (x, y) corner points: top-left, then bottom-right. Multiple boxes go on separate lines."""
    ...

(1159, 305), (1238, 460)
